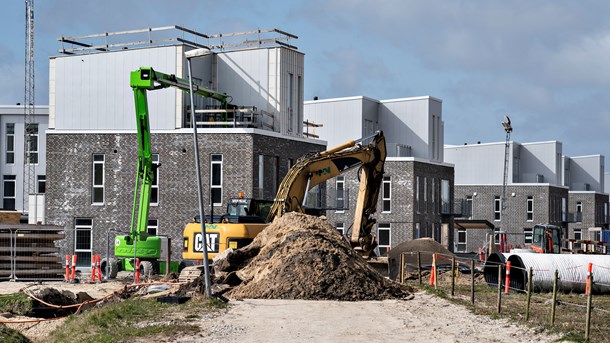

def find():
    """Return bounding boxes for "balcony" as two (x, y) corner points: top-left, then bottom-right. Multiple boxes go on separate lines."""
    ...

(188, 106), (275, 130)
(445, 199), (472, 218)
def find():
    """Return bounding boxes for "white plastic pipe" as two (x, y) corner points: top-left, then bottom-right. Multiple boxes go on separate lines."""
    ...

(486, 253), (610, 294)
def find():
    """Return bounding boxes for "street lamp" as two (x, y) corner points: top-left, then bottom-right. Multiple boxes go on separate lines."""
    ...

(185, 48), (213, 297)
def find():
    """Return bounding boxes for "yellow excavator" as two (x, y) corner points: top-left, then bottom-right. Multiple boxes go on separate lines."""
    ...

(181, 131), (386, 277)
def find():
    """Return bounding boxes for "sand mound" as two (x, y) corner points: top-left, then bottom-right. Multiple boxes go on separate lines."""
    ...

(213, 212), (410, 301)
(388, 238), (454, 280)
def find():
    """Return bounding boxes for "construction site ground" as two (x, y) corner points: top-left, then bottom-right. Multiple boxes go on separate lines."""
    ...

(0, 278), (565, 343)
(0, 214), (568, 342)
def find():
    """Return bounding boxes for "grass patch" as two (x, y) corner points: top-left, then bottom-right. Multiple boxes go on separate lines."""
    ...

(0, 293), (33, 316)
(48, 296), (227, 343)
(0, 325), (32, 343)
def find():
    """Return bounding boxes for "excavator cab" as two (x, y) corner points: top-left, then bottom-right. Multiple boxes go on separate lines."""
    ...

(531, 224), (561, 253)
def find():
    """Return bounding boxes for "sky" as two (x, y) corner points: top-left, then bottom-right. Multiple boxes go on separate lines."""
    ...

(1, 1), (609, 168)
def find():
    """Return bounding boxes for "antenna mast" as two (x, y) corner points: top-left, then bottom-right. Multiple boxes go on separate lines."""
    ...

(23, 0), (36, 215)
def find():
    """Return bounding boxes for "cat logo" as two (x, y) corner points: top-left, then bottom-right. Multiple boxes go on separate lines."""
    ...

(193, 232), (220, 253)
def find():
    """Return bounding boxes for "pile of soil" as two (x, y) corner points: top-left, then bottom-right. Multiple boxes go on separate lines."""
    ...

(206, 212), (411, 301)
(388, 238), (455, 280)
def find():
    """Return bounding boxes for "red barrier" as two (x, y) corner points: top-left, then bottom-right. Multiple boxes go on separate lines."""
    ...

(429, 253), (437, 287)
(134, 258), (140, 284)
(585, 262), (592, 295)
(65, 255), (70, 282)
(90, 255), (96, 283)
(70, 255), (78, 281)
(504, 261), (511, 294)
(96, 255), (103, 282)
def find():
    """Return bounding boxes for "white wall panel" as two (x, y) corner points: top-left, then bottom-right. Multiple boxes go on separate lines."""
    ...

(51, 46), (179, 130)
(567, 155), (604, 192)
(444, 143), (507, 184)
(520, 141), (562, 184)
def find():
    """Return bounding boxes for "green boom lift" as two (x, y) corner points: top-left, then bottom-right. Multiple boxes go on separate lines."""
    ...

(105, 67), (235, 278)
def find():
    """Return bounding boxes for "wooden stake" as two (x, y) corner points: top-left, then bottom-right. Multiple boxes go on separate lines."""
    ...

(400, 252), (405, 284)
(417, 251), (422, 285)
(497, 264), (502, 314)
(451, 255), (456, 296)
(470, 259), (475, 304)
(525, 267), (533, 321)
(550, 269), (558, 326)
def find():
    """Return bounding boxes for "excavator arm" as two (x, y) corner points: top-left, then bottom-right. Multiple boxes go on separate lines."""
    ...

(268, 131), (386, 257)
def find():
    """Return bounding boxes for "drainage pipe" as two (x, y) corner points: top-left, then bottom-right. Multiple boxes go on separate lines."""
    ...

(486, 253), (610, 294)
(483, 253), (512, 287)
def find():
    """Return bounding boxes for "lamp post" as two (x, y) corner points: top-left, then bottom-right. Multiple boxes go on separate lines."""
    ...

(499, 115), (512, 253)
(185, 48), (213, 297)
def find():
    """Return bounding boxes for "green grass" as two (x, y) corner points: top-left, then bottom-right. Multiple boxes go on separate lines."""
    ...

(0, 325), (32, 343)
(0, 293), (33, 316)
(48, 297), (227, 343)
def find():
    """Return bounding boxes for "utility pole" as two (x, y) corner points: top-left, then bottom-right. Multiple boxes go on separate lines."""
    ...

(23, 0), (36, 217)
(499, 115), (513, 252)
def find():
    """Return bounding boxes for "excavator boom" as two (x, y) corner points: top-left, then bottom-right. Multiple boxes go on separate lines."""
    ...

(268, 131), (386, 256)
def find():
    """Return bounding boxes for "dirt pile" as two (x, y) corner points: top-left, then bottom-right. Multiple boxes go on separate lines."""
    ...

(209, 212), (411, 301)
(388, 238), (454, 280)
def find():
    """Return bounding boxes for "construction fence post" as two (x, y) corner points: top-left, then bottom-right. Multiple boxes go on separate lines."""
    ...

(134, 258), (140, 284)
(65, 255), (70, 282)
(400, 252), (405, 285)
(496, 264), (502, 314)
(550, 269), (558, 326)
(417, 251), (422, 285)
(451, 255), (455, 296)
(470, 259), (475, 305)
(70, 255), (78, 281)
(525, 267), (533, 321)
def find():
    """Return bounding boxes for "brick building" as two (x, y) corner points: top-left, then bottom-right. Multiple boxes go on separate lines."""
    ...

(45, 27), (324, 266)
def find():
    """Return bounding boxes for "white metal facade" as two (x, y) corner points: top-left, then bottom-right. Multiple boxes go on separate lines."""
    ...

(304, 96), (444, 161)
(50, 45), (305, 135)
(0, 105), (48, 212)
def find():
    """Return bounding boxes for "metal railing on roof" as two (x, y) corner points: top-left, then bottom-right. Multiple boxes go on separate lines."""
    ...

(58, 26), (298, 55)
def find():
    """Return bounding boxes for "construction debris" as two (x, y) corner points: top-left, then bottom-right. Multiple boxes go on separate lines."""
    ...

(185, 212), (412, 301)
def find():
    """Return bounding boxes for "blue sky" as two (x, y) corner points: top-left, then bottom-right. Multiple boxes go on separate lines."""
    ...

(1, 1), (609, 168)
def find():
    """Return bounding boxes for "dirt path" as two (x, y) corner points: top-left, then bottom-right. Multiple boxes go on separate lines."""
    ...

(193, 292), (563, 343)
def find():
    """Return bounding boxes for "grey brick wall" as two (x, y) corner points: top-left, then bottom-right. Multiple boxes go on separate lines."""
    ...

(453, 184), (569, 253)
(46, 131), (324, 264)
(326, 160), (454, 254)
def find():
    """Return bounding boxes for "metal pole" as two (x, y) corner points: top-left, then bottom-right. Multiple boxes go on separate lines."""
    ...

(496, 264), (502, 314)
(585, 272), (593, 340)
(525, 267), (533, 321)
(470, 259), (475, 304)
(187, 55), (212, 297)
(451, 255), (455, 296)
(417, 251), (422, 285)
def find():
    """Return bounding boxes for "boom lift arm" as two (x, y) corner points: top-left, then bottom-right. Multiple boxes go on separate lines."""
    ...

(268, 131), (386, 257)
(116, 67), (235, 263)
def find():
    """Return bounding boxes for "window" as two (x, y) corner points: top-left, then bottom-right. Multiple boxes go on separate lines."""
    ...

(524, 228), (533, 244)
(441, 179), (450, 214)
(25, 123), (38, 164)
(415, 176), (420, 213)
(456, 229), (467, 252)
(74, 218), (92, 267)
(147, 219), (158, 236)
(336, 222), (344, 235)
(527, 196), (534, 221)
(574, 229), (582, 249)
(151, 154), (159, 205)
(288, 73), (294, 132)
(5, 123), (14, 164)
(382, 176), (391, 213)
(336, 176), (345, 213)
(494, 196), (501, 221)
(92, 154), (105, 204)
(576, 201), (582, 223)
(2, 175), (16, 210)
(37, 175), (46, 193)
(377, 223), (391, 255)
(211, 154), (223, 206)
(414, 222), (420, 239)
(465, 196), (473, 219)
